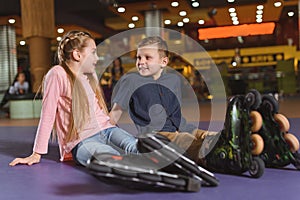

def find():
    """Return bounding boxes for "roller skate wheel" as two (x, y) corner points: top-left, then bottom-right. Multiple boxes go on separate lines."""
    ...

(274, 114), (290, 132)
(284, 133), (300, 153)
(261, 94), (279, 113)
(250, 111), (263, 132)
(249, 156), (265, 178)
(219, 151), (226, 159)
(245, 89), (261, 110)
(251, 134), (264, 155)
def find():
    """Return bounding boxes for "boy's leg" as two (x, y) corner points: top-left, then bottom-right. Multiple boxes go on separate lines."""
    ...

(192, 129), (221, 160)
(159, 129), (220, 164)
(158, 131), (195, 150)
(158, 131), (198, 160)
(158, 130), (220, 162)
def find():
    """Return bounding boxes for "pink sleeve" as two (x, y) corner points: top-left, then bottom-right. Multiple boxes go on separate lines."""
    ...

(33, 69), (62, 154)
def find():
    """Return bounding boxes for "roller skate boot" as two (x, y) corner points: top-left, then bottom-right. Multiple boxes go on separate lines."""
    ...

(204, 89), (265, 178)
(257, 94), (300, 169)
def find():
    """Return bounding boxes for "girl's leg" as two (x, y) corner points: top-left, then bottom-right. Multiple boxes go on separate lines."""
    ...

(102, 127), (138, 154)
(73, 133), (120, 166)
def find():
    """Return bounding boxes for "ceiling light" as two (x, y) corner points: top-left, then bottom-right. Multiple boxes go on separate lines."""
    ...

(229, 8), (239, 25)
(233, 20), (239, 25)
(183, 18), (190, 23)
(274, 1), (282, 7)
(19, 40), (26, 46)
(256, 18), (263, 23)
(56, 37), (62, 41)
(192, 2), (199, 7)
(228, 8), (236, 13)
(257, 5), (264, 10)
(256, 10), (263, 15)
(177, 21), (184, 27)
(231, 16), (238, 21)
(230, 12), (237, 17)
(288, 11), (295, 17)
(128, 23), (135, 28)
(198, 19), (205, 25)
(232, 61), (237, 67)
(179, 11), (187, 16)
(256, 4), (264, 23)
(227, 0), (235, 2)
(132, 16), (139, 21)
(256, 14), (263, 19)
(164, 19), (171, 25)
(171, 1), (179, 7)
(117, 7), (125, 13)
(57, 28), (64, 33)
(8, 18), (15, 24)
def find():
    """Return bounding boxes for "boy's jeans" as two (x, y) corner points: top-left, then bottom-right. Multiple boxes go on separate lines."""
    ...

(72, 127), (138, 166)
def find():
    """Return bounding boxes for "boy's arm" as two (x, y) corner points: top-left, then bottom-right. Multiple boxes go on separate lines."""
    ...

(175, 73), (198, 132)
(109, 103), (123, 125)
(110, 73), (135, 124)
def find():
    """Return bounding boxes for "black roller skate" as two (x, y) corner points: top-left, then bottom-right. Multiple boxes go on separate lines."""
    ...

(257, 94), (300, 169)
(137, 132), (219, 187)
(204, 89), (265, 178)
(87, 153), (201, 192)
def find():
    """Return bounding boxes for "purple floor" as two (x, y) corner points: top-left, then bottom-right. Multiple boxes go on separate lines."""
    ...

(1, 119), (300, 200)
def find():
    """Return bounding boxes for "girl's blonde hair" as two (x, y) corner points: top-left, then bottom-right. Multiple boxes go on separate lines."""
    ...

(55, 30), (108, 143)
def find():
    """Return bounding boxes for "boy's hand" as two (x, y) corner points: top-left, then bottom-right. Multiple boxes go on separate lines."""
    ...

(9, 152), (41, 166)
(109, 103), (123, 125)
(110, 118), (117, 125)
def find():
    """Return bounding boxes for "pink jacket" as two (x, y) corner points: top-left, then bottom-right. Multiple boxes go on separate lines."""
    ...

(33, 65), (114, 161)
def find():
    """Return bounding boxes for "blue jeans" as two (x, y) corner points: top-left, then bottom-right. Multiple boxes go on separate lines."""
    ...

(72, 127), (138, 166)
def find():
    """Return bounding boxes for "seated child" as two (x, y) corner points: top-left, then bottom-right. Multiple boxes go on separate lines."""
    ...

(110, 36), (218, 163)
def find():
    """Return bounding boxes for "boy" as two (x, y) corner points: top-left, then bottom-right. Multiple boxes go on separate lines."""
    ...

(109, 36), (216, 162)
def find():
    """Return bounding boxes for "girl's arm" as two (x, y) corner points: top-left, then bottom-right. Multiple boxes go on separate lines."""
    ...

(33, 69), (61, 154)
(9, 68), (62, 166)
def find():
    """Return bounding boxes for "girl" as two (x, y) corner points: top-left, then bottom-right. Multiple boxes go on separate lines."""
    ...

(9, 72), (30, 95)
(109, 57), (124, 90)
(9, 30), (138, 167)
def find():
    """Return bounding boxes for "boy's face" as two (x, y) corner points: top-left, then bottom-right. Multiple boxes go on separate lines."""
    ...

(136, 44), (168, 80)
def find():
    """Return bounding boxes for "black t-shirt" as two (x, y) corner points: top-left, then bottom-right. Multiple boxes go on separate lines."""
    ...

(112, 70), (196, 134)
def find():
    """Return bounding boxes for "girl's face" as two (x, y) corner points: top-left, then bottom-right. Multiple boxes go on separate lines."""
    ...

(17, 73), (26, 83)
(136, 44), (168, 80)
(79, 39), (98, 74)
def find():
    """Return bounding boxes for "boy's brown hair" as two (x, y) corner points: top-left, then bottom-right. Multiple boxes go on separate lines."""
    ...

(138, 36), (169, 58)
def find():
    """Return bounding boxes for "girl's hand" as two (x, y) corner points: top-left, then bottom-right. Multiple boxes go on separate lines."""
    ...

(9, 152), (41, 166)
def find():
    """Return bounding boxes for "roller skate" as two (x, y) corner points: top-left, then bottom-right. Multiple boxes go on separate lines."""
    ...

(87, 153), (201, 192)
(137, 132), (220, 187)
(257, 94), (300, 169)
(204, 89), (265, 178)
